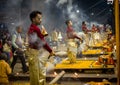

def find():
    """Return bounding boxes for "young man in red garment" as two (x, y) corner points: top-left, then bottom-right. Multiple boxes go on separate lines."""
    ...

(81, 21), (91, 33)
(65, 20), (82, 40)
(27, 11), (54, 85)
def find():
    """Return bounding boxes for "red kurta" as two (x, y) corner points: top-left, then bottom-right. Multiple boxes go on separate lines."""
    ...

(66, 27), (80, 40)
(66, 27), (75, 33)
(92, 26), (98, 32)
(28, 24), (52, 53)
(82, 24), (90, 33)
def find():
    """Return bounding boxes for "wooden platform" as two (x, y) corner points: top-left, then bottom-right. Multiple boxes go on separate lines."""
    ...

(55, 60), (115, 73)
(82, 49), (111, 56)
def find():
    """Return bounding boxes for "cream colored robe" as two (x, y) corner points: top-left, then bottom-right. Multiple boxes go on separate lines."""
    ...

(25, 47), (50, 85)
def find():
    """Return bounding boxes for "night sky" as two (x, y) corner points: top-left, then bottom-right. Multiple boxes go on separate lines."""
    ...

(0, 0), (116, 33)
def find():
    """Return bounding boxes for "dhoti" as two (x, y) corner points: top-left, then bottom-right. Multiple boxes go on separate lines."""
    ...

(25, 47), (50, 85)
(67, 39), (77, 63)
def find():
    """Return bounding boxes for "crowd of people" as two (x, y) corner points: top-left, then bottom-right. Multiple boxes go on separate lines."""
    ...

(0, 10), (116, 85)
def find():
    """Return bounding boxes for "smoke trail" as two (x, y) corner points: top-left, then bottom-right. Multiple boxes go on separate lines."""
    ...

(4, 0), (23, 34)
(56, 0), (89, 31)
(45, 0), (53, 4)
(4, 0), (31, 35)
(56, 0), (68, 7)
(4, 0), (89, 34)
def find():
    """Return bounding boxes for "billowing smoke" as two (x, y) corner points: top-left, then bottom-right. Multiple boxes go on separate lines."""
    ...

(45, 0), (88, 31)
(5, 0), (24, 33)
(62, 0), (88, 31)
(56, 0), (68, 7)
(4, 0), (89, 35)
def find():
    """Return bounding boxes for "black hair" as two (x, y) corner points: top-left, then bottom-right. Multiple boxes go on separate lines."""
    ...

(65, 20), (71, 25)
(82, 21), (85, 25)
(30, 11), (42, 22)
(0, 53), (7, 60)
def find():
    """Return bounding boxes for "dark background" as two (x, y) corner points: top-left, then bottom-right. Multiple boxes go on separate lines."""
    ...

(0, 0), (119, 33)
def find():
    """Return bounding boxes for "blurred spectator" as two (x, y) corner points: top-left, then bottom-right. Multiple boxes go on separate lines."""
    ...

(0, 39), (3, 53)
(91, 24), (98, 32)
(11, 26), (28, 73)
(3, 41), (12, 64)
(81, 21), (90, 33)
(0, 53), (11, 85)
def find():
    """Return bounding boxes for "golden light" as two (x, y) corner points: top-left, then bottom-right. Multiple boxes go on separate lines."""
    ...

(74, 72), (78, 76)
(16, 72), (19, 75)
(54, 72), (58, 76)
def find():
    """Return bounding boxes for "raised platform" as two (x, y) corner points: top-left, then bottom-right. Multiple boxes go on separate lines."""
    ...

(55, 60), (115, 74)
(9, 58), (117, 84)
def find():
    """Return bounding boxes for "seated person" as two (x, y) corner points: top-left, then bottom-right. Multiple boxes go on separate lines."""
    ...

(0, 53), (11, 85)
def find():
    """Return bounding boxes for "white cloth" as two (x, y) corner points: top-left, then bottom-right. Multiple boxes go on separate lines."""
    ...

(26, 47), (50, 85)
(93, 32), (100, 40)
(12, 31), (23, 49)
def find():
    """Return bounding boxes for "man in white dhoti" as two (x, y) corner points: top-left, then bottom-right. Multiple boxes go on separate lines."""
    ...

(26, 11), (54, 85)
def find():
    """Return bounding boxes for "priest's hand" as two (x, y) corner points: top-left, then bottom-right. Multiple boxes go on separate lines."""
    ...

(50, 51), (55, 56)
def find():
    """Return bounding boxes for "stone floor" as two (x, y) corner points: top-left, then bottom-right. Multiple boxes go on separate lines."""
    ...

(10, 44), (117, 85)
(9, 61), (117, 85)
(9, 80), (117, 85)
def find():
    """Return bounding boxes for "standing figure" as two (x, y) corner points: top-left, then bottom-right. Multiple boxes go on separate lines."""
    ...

(65, 20), (81, 60)
(11, 26), (28, 73)
(82, 21), (90, 33)
(27, 11), (54, 85)
(51, 29), (58, 42)
(91, 24), (97, 32)
(65, 20), (81, 40)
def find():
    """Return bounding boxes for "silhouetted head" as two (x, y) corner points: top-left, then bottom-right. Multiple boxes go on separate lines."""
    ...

(30, 11), (42, 25)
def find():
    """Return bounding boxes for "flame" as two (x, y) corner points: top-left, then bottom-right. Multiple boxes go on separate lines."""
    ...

(74, 72), (78, 76)
(54, 72), (57, 76)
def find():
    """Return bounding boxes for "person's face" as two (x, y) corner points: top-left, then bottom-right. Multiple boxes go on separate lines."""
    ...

(68, 21), (73, 26)
(17, 27), (22, 33)
(33, 14), (42, 25)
